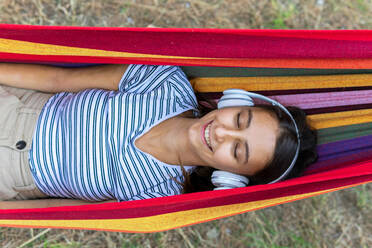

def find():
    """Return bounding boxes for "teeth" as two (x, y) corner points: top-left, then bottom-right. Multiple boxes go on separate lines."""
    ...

(205, 123), (212, 149)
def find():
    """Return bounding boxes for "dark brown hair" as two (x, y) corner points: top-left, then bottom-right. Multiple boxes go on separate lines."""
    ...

(177, 100), (318, 194)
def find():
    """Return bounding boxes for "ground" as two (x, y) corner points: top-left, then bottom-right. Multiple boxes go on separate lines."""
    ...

(0, 0), (371, 247)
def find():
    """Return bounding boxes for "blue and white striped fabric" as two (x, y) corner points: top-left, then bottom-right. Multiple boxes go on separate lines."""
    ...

(29, 65), (198, 201)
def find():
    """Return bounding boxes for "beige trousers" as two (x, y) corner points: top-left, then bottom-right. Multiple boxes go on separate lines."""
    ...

(0, 85), (52, 200)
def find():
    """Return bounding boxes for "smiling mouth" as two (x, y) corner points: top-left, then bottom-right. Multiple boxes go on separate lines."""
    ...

(202, 121), (213, 151)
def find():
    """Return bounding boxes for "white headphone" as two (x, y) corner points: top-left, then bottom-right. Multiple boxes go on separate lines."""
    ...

(211, 89), (301, 190)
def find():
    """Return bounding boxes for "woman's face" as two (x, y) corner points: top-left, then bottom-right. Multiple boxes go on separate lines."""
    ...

(188, 106), (280, 176)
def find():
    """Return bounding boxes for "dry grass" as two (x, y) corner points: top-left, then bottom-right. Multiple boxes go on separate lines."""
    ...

(1, 0), (372, 29)
(0, 0), (371, 247)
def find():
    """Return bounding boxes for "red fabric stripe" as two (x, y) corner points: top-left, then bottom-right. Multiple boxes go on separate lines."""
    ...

(0, 160), (370, 220)
(1, 24), (372, 59)
(1, 23), (372, 41)
(227, 30), (372, 41)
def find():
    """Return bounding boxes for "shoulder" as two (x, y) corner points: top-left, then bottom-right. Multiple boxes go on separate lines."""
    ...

(118, 65), (184, 93)
(116, 64), (198, 113)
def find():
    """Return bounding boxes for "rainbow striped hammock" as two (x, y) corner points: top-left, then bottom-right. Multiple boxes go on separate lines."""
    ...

(0, 24), (371, 233)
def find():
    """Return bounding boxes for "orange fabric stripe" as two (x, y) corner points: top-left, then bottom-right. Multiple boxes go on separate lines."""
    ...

(190, 74), (372, 92)
(0, 38), (206, 60)
(307, 109), (372, 129)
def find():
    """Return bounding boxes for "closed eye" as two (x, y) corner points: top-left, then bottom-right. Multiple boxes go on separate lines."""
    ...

(234, 142), (238, 159)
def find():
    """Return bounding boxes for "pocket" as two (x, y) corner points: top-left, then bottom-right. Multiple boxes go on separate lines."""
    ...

(0, 87), (21, 141)
(10, 108), (39, 151)
(0, 87), (52, 151)
(0, 106), (39, 151)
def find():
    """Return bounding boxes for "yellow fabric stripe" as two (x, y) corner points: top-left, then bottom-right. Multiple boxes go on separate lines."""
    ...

(190, 74), (372, 92)
(308, 109), (372, 129)
(0, 38), (209, 60)
(0, 182), (368, 233)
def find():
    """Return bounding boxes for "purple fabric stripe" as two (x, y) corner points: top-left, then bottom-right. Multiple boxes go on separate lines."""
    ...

(305, 149), (372, 175)
(196, 92), (372, 115)
(196, 87), (372, 100)
(305, 103), (372, 115)
(271, 90), (372, 109)
(317, 134), (372, 161)
(197, 90), (372, 110)
(305, 135), (372, 174)
(260, 86), (372, 96)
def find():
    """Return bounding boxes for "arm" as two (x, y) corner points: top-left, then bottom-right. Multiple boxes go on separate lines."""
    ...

(0, 63), (128, 93)
(0, 198), (117, 209)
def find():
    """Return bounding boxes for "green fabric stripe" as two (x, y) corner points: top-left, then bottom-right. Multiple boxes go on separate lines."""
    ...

(317, 122), (372, 145)
(181, 66), (372, 78)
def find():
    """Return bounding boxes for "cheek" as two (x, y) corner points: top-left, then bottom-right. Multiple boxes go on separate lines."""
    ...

(247, 128), (276, 162)
(212, 147), (240, 170)
(213, 152), (232, 165)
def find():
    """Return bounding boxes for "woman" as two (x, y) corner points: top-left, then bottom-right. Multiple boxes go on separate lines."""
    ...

(0, 63), (317, 209)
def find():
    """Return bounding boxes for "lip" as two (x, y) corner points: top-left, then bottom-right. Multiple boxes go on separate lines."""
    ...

(201, 120), (213, 151)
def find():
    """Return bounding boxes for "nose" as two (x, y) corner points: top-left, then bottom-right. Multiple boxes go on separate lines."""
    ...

(214, 124), (241, 143)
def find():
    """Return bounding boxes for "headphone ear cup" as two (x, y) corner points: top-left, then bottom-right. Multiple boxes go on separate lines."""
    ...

(211, 170), (249, 190)
(218, 89), (254, 109)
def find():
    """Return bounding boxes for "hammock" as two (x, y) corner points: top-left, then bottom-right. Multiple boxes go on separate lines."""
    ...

(0, 24), (371, 233)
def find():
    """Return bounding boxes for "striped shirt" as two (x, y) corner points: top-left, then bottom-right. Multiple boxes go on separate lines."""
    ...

(29, 65), (199, 201)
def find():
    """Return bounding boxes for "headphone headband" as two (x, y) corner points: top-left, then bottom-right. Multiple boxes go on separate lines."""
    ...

(220, 89), (301, 184)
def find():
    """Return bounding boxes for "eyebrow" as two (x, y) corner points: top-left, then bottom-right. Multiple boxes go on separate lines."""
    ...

(244, 109), (252, 164)
(246, 108), (252, 128)
(244, 142), (249, 164)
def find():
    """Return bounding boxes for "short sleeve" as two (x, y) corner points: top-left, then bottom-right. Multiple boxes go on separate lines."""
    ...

(118, 64), (181, 93)
(167, 68), (199, 111)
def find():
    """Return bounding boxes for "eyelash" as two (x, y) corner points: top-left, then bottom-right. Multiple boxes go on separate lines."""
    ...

(236, 113), (240, 128)
(234, 142), (239, 158)
(234, 113), (241, 159)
